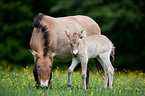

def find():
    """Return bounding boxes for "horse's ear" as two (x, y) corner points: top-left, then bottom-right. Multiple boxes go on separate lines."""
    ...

(50, 53), (56, 57)
(48, 53), (56, 61)
(78, 30), (84, 39)
(65, 31), (70, 40)
(29, 49), (39, 57)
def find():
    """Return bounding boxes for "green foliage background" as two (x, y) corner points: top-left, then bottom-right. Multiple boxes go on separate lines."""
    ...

(0, 0), (145, 71)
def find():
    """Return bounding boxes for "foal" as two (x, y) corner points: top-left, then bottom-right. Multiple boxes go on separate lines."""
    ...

(65, 30), (115, 90)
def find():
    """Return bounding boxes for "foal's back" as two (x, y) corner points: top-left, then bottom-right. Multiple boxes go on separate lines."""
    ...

(79, 35), (113, 58)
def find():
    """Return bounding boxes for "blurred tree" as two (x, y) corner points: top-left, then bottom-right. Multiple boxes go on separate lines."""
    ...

(0, 0), (34, 67)
(0, 0), (144, 71)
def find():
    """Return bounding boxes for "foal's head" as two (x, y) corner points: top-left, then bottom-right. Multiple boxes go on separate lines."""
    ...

(65, 30), (84, 57)
(30, 50), (56, 87)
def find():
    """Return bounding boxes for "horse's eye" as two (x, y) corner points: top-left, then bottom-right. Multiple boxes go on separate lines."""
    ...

(37, 66), (40, 70)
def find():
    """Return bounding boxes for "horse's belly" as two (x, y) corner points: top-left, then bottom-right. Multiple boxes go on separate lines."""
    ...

(54, 53), (72, 60)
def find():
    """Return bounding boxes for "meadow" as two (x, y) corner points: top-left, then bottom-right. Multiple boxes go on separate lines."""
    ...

(0, 66), (144, 96)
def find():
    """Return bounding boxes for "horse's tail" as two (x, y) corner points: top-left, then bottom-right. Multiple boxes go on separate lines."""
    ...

(94, 58), (104, 79)
(110, 46), (115, 64)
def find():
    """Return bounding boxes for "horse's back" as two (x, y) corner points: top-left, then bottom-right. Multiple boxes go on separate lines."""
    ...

(42, 15), (101, 36)
(71, 15), (101, 36)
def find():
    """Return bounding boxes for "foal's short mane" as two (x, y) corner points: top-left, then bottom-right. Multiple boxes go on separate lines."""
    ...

(33, 13), (50, 57)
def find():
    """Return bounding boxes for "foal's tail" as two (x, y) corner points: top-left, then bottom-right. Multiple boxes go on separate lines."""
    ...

(94, 58), (104, 79)
(110, 46), (115, 64)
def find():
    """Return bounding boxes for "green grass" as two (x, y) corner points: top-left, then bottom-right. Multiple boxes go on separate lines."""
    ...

(0, 66), (145, 96)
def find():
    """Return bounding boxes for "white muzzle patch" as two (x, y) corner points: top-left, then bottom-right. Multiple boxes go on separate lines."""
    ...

(73, 50), (78, 55)
(40, 80), (49, 87)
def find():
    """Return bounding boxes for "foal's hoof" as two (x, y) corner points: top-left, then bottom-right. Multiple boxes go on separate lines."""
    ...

(67, 87), (71, 90)
(102, 86), (107, 89)
(83, 88), (87, 91)
(109, 86), (112, 89)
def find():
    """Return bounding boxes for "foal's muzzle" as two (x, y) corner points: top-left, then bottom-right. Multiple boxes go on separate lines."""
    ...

(73, 50), (78, 58)
(73, 53), (78, 58)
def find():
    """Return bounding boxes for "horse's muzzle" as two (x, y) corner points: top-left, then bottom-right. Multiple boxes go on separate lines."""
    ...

(40, 80), (48, 87)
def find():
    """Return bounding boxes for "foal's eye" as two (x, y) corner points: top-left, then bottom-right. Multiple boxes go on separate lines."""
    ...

(80, 36), (83, 39)
(37, 66), (40, 70)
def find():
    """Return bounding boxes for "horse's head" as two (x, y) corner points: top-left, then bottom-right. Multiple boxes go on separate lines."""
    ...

(30, 49), (56, 87)
(65, 30), (84, 57)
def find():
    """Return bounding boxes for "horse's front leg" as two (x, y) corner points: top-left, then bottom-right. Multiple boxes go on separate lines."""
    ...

(49, 71), (52, 89)
(68, 58), (79, 88)
(86, 64), (90, 88)
(33, 56), (40, 87)
(81, 58), (88, 91)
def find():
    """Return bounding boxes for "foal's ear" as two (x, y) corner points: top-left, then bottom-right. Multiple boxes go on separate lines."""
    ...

(29, 49), (39, 57)
(65, 31), (70, 40)
(78, 30), (84, 39)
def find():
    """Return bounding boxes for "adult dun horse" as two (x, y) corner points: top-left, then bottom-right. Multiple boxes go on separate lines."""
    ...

(29, 13), (101, 88)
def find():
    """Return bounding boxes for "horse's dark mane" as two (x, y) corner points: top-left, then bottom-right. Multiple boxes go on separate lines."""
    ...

(33, 13), (50, 57)
(42, 26), (49, 57)
(33, 13), (45, 28)
(33, 16), (41, 28)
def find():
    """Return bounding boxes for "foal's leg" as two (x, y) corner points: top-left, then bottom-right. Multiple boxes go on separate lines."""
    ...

(97, 53), (109, 88)
(107, 60), (114, 88)
(97, 57), (108, 88)
(68, 58), (79, 87)
(98, 53), (114, 88)
(81, 58), (88, 91)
